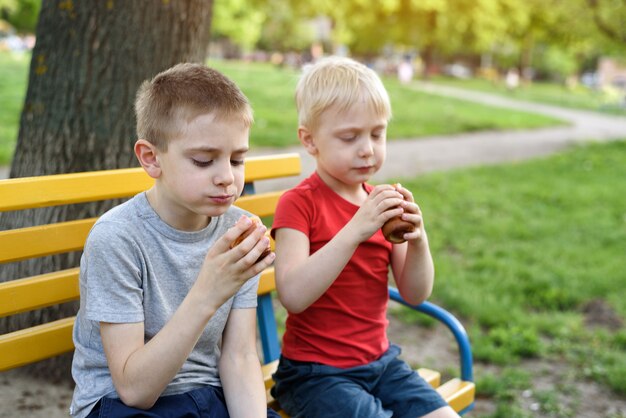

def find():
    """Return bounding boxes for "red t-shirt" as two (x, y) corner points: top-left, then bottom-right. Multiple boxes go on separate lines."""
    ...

(271, 172), (392, 368)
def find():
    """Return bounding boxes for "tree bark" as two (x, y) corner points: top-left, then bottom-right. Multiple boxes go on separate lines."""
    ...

(0, 0), (214, 381)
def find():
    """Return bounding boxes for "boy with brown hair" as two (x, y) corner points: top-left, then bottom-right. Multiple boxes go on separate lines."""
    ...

(70, 63), (279, 418)
(270, 56), (460, 417)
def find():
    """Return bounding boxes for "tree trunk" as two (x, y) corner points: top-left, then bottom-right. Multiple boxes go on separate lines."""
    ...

(0, 0), (213, 382)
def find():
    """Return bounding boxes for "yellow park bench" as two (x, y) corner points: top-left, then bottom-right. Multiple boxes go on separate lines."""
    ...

(0, 152), (475, 416)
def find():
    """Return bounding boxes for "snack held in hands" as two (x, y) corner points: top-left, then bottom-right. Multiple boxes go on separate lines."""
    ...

(230, 216), (272, 261)
(381, 184), (415, 244)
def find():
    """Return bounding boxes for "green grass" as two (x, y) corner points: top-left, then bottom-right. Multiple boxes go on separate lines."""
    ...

(382, 76), (563, 138)
(432, 76), (626, 116)
(0, 52), (29, 165)
(211, 59), (562, 148)
(207, 60), (300, 148)
(0, 55), (562, 166)
(390, 140), (626, 399)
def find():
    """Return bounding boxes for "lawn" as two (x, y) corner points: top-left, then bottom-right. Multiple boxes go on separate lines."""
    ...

(210, 59), (563, 148)
(0, 52), (29, 165)
(432, 76), (626, 116)
(389, 140), (626, 415)
(0, 54), (563, 166)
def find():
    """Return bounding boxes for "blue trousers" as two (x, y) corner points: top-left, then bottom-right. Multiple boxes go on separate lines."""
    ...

(271, 344), (448, 418)
(86, 385), (281, 418)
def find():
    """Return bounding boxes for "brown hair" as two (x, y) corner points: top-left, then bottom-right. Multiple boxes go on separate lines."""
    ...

(135, 63), (253, 150)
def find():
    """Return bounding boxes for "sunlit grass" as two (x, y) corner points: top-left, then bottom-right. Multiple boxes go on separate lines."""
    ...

(383, 76), (563, 138)
(390, 140), (626, 396)
(0, 54), (562, 166)
(0, 52), (29, 165)
(432, 76), (626, 116)
(211, 59), (563, 148)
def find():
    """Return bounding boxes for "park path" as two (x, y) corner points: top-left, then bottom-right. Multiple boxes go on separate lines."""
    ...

(252, 81), (626, 192)
(1, 83), (625, 185)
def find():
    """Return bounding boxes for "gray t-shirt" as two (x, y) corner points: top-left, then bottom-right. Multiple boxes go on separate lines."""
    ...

(69, 193), (260, 418)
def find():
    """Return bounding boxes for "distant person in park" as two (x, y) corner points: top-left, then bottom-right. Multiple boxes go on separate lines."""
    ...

(398, 55), (414, 84)
(70, 63), (279, 418)
(505, 67), (520, 90)
(270, 56), (460, 418)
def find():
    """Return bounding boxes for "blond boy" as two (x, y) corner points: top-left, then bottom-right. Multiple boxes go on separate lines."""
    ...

(270, 56), (460, 418)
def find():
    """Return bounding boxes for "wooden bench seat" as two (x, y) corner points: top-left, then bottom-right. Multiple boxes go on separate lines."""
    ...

(0, 152), (475, 415)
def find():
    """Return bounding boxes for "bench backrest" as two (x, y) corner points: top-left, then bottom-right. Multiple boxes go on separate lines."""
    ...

(0, 153), (301, 371)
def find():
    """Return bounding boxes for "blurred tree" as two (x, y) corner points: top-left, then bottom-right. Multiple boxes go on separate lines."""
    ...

(212, 0), (265, 53)
(0, 0), (213, 382)
(0, 0), (40, 33)
(210, 0), (623, 81)
(212, 0), (315, 54)
(588, 0), (626, 43)
(256, 0), (315, 52)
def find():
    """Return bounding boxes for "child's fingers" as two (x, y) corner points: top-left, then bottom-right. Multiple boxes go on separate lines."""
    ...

(371, 183), (396, 194)
(402, 228), (423, 241)
(245, 248), (276, 274)
(212, 216), (254, 254)
(380, 198), (405, 215)
(370, 184), (403, 201)
(394, 183), (415, 203)
(400, 201), (421, 215)
(382, 206), (404, 222)
(401, 212), (423, 228)
(229, 222), (268, 262)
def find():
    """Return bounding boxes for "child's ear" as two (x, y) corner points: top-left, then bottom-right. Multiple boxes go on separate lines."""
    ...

(134, 139), (162, 179)
(298, 126), (317, 156)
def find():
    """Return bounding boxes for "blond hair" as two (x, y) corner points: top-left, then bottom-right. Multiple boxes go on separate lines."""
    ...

(135, 63), (253, 150)
(295, 56), (391, 131)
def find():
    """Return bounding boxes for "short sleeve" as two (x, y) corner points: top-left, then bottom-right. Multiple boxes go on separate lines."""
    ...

(271, 188), (313, 239)
(81, 221), (145, 324)
(231, 272), (260, 309)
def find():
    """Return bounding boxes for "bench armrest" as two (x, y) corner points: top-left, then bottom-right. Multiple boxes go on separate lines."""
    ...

(388, 287), (474, 383)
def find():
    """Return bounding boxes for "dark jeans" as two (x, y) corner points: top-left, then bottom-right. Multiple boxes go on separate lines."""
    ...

(87, 385), (281, 418)
(271, 344), (448, 418)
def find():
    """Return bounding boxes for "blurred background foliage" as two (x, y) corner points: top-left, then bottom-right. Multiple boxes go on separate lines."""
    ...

(1, 0), (625, 84)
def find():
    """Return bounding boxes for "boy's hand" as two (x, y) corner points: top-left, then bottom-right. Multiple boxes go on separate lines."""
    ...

(347, 184), (405, 243)
(394, 184), (426, 243)
(195, 216), (274, 310)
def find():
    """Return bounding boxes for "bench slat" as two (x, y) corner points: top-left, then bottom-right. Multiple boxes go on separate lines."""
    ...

(436, 378), (476, 412)
(0, 268), (79, 317)
(0, 192), (280, 264)
(0, 168), (152, 212)
(0, 154), (300, 212)
(235, 191), (284, 218)
(0, 267), (275, 318)
(262, 359), (279, 390)
(258, 268), (276, 296)
(244, 154), (301, 183)
(0, 269), (278, 370)
(417, 367), (441, 388)
(0, 317), (75, 371)
(0, 218), (95, 263)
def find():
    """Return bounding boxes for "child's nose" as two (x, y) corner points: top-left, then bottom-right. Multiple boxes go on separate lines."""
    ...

(214, 162), (234, 185)
(359, 139), (374, 157)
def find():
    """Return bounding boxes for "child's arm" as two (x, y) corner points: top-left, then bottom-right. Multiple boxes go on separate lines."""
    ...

(275, 185), (404, 313)
(219, 308), (267, 418)
(101, 216), (274, 409)
(389, 185), (435, 306)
